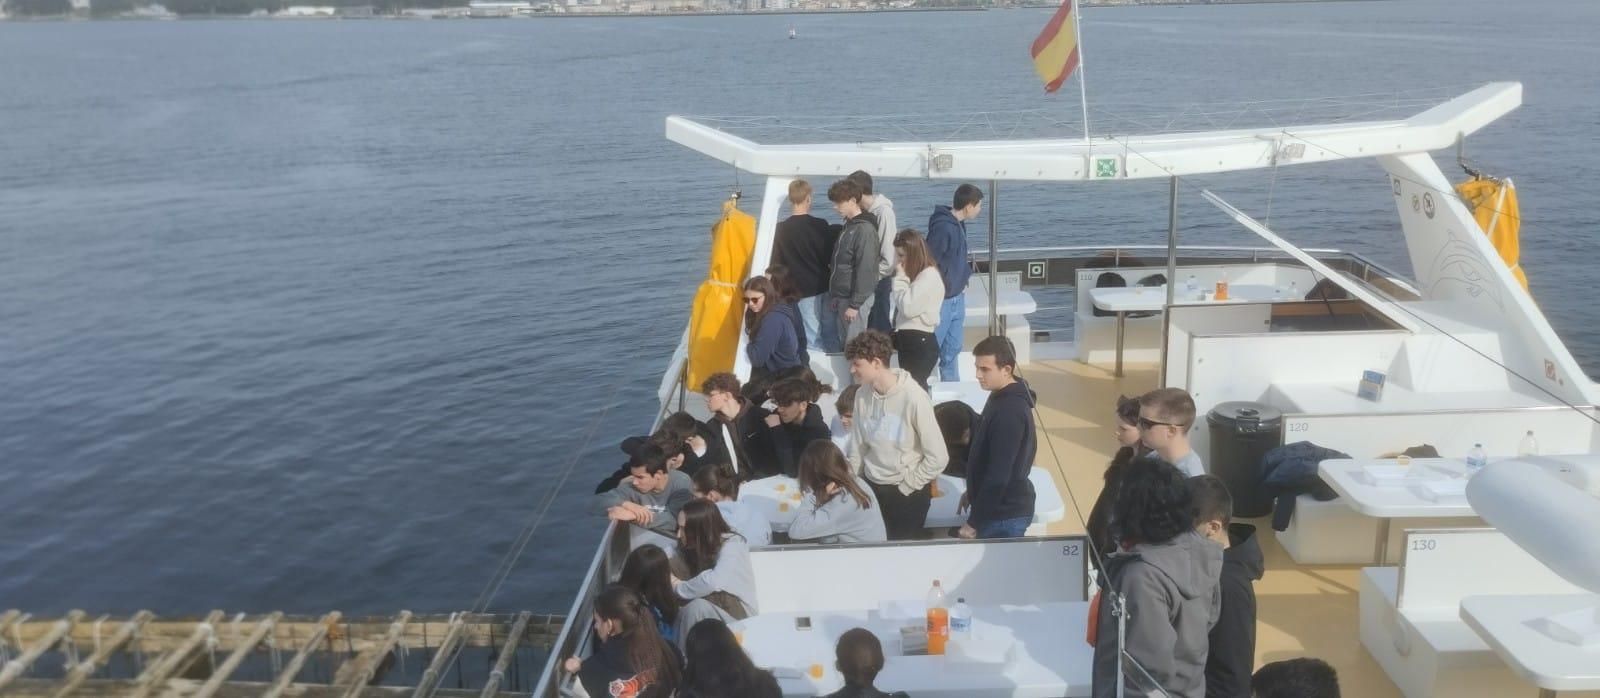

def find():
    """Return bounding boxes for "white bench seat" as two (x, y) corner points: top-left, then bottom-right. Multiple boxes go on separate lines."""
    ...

(1359, 529), (1588, 697)
(1277, 493), (1483, 565)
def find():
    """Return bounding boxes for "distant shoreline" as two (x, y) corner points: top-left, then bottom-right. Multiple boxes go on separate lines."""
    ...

(532, 0), (1386, 18)
(0, 0), (1390, 22)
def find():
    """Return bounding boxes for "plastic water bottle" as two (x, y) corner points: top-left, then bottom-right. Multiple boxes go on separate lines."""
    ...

(1289, 281), (1299, 299)
(1518, 430), (1539, 457)
(1466, 443), (1488, 473)
(925, 580), (948, 655)
(1185, 274), (1199, 299)
(950, 597), (972, 636)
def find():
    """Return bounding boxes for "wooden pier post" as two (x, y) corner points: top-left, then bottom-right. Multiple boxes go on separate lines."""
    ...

(262, 611), (341, 698)
(0, 610), (85, 692)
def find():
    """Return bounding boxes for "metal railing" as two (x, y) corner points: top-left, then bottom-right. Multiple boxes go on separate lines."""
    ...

(530, 521), (632, 697)
(972, 244), (1420, 301)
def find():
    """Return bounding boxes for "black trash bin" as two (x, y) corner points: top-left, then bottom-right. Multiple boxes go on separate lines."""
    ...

(1206, 402), (1283, 518)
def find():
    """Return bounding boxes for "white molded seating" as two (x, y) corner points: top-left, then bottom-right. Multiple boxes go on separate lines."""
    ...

(1277, 494), (1484, 565)
(1278, 494), (1383, 564)
(1358, 528), (1588, 697)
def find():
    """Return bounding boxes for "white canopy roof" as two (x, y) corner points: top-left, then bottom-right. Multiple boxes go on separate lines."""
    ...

(666, 82), (1520, 182)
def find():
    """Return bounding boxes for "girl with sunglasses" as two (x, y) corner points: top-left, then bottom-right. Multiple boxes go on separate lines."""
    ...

(742, 276), (806, 393)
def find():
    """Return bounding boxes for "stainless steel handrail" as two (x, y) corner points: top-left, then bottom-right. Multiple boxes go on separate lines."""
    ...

(531, 521), (621, 697)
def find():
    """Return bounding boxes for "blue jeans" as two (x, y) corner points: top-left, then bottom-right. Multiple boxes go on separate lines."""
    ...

(976, 516), (1031, 539)
(868, 276), (894, 333)
(935, 295), (966, 382)
(797, 294), (825, 352)
(818, 296), (842, 353)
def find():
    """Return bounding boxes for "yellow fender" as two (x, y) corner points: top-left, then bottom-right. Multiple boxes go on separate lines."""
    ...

(1455, 177), (1527, 291)
(687, 199), (755, 389)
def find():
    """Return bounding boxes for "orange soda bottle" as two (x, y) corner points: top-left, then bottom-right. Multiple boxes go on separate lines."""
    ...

(1215, 272), (1230, 301)
(926, 580), (949, 655)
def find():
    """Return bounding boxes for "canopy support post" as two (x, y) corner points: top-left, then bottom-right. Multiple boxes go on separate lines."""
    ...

(987, 179), (999, 338)
(1160, 176), (1178, 383)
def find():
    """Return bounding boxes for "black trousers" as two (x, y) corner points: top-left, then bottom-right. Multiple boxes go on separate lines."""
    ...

(894, 329), (938, 391)
(869, 480), (932, 541)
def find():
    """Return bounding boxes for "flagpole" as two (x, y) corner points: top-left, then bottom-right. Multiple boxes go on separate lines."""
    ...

(1073, 0), (1091, 146)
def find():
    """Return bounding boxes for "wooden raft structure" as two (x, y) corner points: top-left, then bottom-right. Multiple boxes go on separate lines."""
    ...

(0, 609), (564, 697)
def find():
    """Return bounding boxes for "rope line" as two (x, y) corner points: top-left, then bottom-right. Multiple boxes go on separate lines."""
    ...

(419, 365), (637, 698)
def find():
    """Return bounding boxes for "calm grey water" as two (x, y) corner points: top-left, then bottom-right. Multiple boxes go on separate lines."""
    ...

(3, 0), (1598, 616)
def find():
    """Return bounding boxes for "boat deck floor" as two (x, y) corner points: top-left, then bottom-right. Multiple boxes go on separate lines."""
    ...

(1026, 357), (1401, 697)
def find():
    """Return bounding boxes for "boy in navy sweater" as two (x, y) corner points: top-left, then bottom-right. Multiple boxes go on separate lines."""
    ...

(957, 336), (1036, 539)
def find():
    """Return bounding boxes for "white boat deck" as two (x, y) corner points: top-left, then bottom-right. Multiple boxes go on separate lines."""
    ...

(1024, 356), (1405, 697)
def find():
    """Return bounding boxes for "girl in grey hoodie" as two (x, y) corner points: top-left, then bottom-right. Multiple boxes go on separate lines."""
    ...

(1092, 458), (1223, 698)
(788, 441), (888, 544)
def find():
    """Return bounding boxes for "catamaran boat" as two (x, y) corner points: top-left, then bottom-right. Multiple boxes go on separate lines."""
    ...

(534, 82), (1600, 697)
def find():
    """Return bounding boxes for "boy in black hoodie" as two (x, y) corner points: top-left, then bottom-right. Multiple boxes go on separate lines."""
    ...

(1189, 474), (1265, 698)
(957, 336), (1037, 540)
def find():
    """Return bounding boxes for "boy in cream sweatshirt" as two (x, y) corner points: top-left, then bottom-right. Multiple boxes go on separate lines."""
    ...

(844, 330), (949, 540)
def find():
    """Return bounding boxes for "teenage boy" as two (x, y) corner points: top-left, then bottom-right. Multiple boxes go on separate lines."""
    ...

(765, 377), (834, 478)
(595, 432), (688, 494)
(957, 336), (1036, 540)
(773, 179), (839, 352)
(832, 383), (859, 458)
(594, 446), (694, 543)
(826, 179), (881, 349)
(847, 170), (897, 335)
(1251, 658), (1340, 698)
(1139, 387), (1205, 477)
(1190, 475), (1264, 698)
(700, 372), (773, 480)
(823, 627), (911, 698)
(844, 330), (948, 540)
(1091, 458), (1222, 698)
(926, 183), (982, 383)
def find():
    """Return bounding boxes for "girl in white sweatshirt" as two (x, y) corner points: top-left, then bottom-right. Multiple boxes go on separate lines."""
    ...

(890, 229), (946, 390)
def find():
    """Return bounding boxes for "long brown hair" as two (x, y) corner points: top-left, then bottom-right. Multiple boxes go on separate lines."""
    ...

(592, 585), (682, 694)
(742, 276), (778, 340)
(797, 441), (872, 510)
(692, 462), (740, 500)
(894, 228), (935, 281)
(679, 499), (736, 576)
(618, 545), (680, 624)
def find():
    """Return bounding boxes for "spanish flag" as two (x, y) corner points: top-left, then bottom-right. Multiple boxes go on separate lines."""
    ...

(1030, 0), (1080, 93)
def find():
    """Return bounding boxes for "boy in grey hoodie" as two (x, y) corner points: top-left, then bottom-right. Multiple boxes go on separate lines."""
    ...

(1092, 458), (1223, 698)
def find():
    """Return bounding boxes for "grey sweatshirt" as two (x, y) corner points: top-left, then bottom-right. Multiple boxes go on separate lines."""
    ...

(787, 477), (888, 544)
(674, 532), (759, 617)
(593, 470), (694, 539)
(869, 193), (898, 279)
(1093, 530), (1224, 698)
(829, 213), (881, 311)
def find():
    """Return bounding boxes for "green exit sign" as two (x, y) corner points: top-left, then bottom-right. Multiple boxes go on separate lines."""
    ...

(1092, 156), (1121, 179)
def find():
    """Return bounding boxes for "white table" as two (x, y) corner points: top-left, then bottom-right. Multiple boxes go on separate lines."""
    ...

(964, 288), (1037, 321)
(1461, 594), (1600, 697)
(1089, 283), (1283, 377)
(731, 603), (1093, 697)
(1318, 457), (1477, 564)
(931, 380), (989, 414)
(741, 468), (1067, 535)
(925, 468), (1068, 530)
